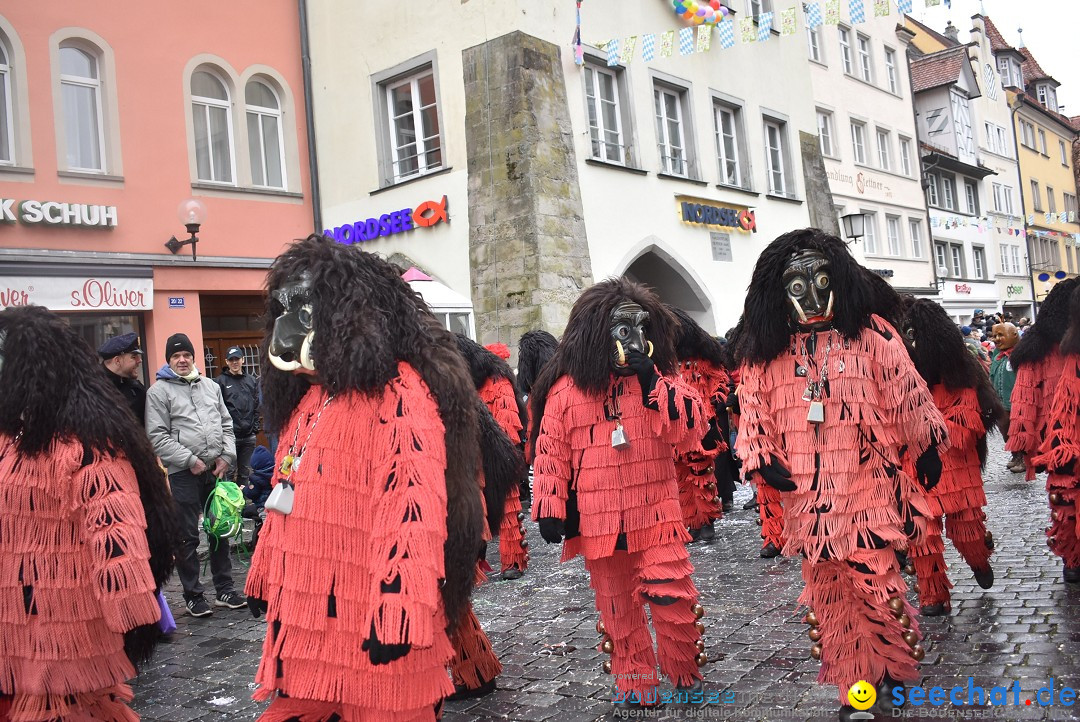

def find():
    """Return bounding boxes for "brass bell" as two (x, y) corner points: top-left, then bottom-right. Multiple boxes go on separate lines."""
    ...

(1049, 492), (1062, 505)
(756, 517), (763, 526)
(903, 631), (919, 647)
(596, 619), (606, 635)
(692, 604), (705, 619)
(903, 563), (916, 576)
(601, 639), (614, 654)
(888, 597), (905, 615)
(808, 627), (823, 642)
(712, 495), (721, 504)
(520, 538), (529, 549)
(517, 512), (526, 521)
(911, 644), (925, 662)
(602, 660), (612, 674)
(1048, 535), (1057, 548)
(695, 639), (706, 653)
(810, 643), (823, 660)
(695, 652), (708, 667)
(985, 529), (994, 542)
(804, 611), (820, 627)
(695, 620), (706, 635)
(705, 482), (717, 492)
(898, 614), (911, 629)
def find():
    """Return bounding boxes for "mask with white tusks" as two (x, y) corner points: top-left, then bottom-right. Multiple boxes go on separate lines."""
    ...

(269, 273), (316, 373)
(783, 249), (835, 329)
(611, 301), (651, 375)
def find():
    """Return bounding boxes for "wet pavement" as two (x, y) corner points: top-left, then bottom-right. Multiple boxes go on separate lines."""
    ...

(132, 436), (1080, 721)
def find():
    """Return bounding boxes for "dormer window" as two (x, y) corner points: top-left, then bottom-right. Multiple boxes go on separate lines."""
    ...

(997, 56), (1022, 89)
(1037, 83), (1059, 113)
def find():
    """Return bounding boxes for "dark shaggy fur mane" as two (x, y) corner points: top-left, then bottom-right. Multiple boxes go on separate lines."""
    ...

(1012, 277), (1080, 370)
(901, 298), (1004, 467)
(1060, 286), (1080, 356)
(455, 333), (528, 432)
(260, 235), (483, 628)
(669, 306), (726, 366)
(0, 306), (176, 667)
(517, 330), (559, 395)
(529, 277), (678, 454)
(476, 400), (527, 532)
(735, 229), (903, 365)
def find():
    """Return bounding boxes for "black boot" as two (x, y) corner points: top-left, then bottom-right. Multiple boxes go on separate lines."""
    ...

(920, 602), (947, 617)
(698, 521), (716, 541)
(1065, 567), (1080, 584)
(973, 565), (994, 589)
(760, 542), (780, 558)
(446, 677), (496, 701)
(687, 526), (702, 543)
(742, 492), (758, 510)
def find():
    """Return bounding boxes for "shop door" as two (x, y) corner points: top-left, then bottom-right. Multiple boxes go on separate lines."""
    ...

(201, 295), (267, 446)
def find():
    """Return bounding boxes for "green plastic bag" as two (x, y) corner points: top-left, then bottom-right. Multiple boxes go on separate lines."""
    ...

(203, 478), (245, 545)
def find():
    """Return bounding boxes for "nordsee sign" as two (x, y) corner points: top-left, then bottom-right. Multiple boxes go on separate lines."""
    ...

(677, 197), (756, 233)
(325, 196), (449, 245)
(0, 199), (118, 228)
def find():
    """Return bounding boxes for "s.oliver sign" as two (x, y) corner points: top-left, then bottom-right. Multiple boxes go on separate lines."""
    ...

(0, 276), (153, 310)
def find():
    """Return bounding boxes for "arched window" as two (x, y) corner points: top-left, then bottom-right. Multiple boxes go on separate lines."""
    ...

(59, 45), (104, 171)
(0, 42), (12, 164)
(191, 69), (234, 183)
(245, 79), (285, 189)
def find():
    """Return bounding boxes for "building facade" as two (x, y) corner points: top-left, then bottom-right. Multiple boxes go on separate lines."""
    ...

(806, 8), (935, 297)
(0, 2), (314, 377)
(306, 0), (831, 351)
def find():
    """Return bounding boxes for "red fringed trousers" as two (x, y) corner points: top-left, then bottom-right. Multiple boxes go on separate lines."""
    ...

(498, 485), (528, 573)
(676, 454), (720, 530)
(449, 603), (502, 692)
(1047, 473), (1080, 568)
(799, 547), (921, 704)
(757, 483), (785, 551)
(258, 697), (440, 722)
(585, 543), (702, 700)
(909, 509), (992, 608)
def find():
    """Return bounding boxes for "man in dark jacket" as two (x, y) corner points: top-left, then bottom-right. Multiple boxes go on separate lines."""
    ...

(215, 346), (260, 487)
(99, 332), (146, 422)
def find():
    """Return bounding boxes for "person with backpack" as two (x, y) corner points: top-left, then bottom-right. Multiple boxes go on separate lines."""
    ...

(145, 332), (246, 618)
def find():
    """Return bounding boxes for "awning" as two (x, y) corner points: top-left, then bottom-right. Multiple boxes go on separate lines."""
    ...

(402, 267), (472, 311)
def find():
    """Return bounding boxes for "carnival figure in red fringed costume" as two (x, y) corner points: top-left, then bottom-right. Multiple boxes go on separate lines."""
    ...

(0, 306), (176, 722)
(733, 229), (946, 721)
(900, 298), (1002, 615)
(1007, 277), (1080, 481)
(1034, 284), (1080, 584)
(247, 235), (488, 722)
(668, 306), (731, 543)
(529, 278), (708, 710)
(455, 335), (531, 581)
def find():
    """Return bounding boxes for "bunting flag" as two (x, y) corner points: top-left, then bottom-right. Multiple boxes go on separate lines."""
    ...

(741, 16), (756, 43)
(780, 7), (798, 35)
(757, 12), (774, 41)
(925, 0), (940, 6)
(718, 18), (736, 48)
(678, 26), (695, 55)
(696, 24), (712, 52)
(806, 2), (823, 28)
(642, 33), (657, 62)
(607, 38), (620, 66)
(897, 0), (913, 12)
(825, 0), (841, 25)
(660, 30), (675, 57)
(850, 0), (866, 23)
(874, 0), (890, 16)
(620, 35), (637, 64)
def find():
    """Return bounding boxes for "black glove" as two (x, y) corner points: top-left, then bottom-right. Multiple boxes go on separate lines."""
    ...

(727, 389), (741, 416)
(624, 349), (659, 405)
(538, 517), (565, 544)
(915, 446), (942, 491)
(247, 595), (268, 619)
(362, 622), (411, 665)
(756, 456), (796, 492)
(1050, 458), (1075, 476)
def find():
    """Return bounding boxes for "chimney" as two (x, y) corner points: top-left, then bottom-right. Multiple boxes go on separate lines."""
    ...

(943, 21), (960, 43)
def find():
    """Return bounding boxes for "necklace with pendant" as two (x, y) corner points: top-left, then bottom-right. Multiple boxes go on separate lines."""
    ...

(268, 393), (335, 516)
(796, 331), (835, 425)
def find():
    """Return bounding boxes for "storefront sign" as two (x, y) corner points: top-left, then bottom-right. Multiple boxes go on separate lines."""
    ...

(1006, 284), (1026, 298)
(954, 283), (972, 295)
(678, 198), (756, 233)
(0, 276), (152, 310)
(871, 269), (895, 278)
(825, 166), (895, 200)
(0, 198), (118, 228)
(169, 296), (186, 308)
(324, 195), (449, 245)
(710, 232), (733, 262)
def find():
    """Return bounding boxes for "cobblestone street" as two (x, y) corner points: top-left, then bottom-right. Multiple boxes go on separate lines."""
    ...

(132, 436), (1080, 721)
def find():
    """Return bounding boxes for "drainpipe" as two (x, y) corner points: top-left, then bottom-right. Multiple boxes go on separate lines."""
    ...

(299, 0), (322, 234)
(1009, 94), (1040, 320)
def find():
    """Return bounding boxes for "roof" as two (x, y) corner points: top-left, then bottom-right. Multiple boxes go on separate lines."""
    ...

(905, 14), (959, 49)
(910, 45), (971, 93)
(1019, 47), (1057, 86)
(1071, 116), (1080, 132)
(978, 15), (1018, 54)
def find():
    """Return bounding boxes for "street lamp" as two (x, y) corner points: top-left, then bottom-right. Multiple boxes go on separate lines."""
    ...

(840, 213), (866, 244)
(164, 198), (208, 261)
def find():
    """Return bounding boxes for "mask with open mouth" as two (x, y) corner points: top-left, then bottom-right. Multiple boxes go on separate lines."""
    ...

(610, 301), (653, 374)
(268, 272), (316, 373)
(783, 249), (834, 330)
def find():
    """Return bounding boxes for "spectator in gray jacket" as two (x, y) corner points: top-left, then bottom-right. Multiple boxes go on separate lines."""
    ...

(145, 332), (246, 618)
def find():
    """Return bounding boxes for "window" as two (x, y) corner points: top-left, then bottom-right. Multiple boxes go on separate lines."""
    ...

(997, 56), (1022, 88)
(1066, 193), (1079, 217)
(245, 80), (286, 189)
(973, 247), (985, 280)
(191, 69), (234, 183)
(875, 129), (891, 170)
(950, 92), (975, 159)
(886, 216), (901, 256)
(964, 179), (979, 215)
(1047, 186), (1056, 214)
(763, 118), (791, 196)
(884, 48), (898, 93)
(59, 46), (105, 172)
(951, 244), (965, 277)
(817, 110), (834, 157)
(926, 172), (939, 206)
(909, 219), (923, 258)
(899, 137), (912, 175)
(1038, 129), (1047, 155)
(1031, 180), (1042, 211)
(714, 102), (745, 187)
(385, 69), (442, 182)
(941, 175), (956, 211)
(807, 25), (823, 63)
(850, 121), (867, 164)
(839, 28), (853, 75)
(746, 0), (772, 17)
(654, 84), (688, 176)
(992, 182), (1016, 215)
(1037, 83), (1059, 113)
(585, 62), (627, 164)
(856, 34), (872, 83)
(0, 43), (11, 164)
(935, 242), (949, 277)
(1011, 246), (1021, 275)
(863, 212), (878, 254)
(999, 244), (1010, 273)
(1019, 120), (1035, 148)
(996, 126), (1009, 155)
(1062, 140), (1070, 166)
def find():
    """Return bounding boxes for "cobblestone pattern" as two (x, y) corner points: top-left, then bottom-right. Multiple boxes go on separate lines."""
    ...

(132, 437), (1080, 721)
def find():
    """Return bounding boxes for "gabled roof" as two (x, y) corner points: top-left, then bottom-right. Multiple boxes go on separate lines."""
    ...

(1071, 116), (1080, 133)
(979, 15), (1020, 55)
(1019, 47), (1058, 87)
(905, 14), (959, 49)
(910, 45), (975, 94)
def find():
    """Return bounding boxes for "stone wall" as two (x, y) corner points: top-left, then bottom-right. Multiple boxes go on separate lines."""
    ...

(462, 31), (593, 359)
(799, 131), (841, 237)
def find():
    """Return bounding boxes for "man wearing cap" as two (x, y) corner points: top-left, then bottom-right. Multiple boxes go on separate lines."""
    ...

(145, 332), (245, 618)
(99, 332), (146, 422)
(961, 325), (989, 366)
(215, 346), (260, 488)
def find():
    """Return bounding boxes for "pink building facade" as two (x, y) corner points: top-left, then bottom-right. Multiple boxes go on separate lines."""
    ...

(0, 2), (314, 378)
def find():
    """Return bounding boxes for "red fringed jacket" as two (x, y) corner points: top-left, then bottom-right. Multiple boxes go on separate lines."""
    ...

(532, 373), (705, 561)
(246, 363), (455, 712)
(1007, 348), (1065, 480)
(735, 317), (946, 564)
(1035, 355), (1080, 488)
(0, 439), (161, 719)
(479, 377), (524, 445)
(921, 385), (986, 517)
